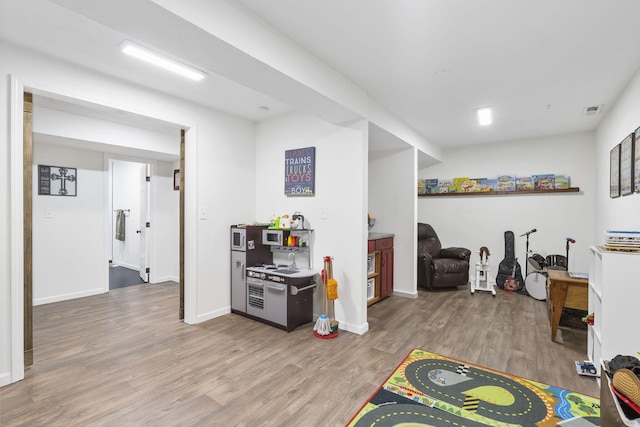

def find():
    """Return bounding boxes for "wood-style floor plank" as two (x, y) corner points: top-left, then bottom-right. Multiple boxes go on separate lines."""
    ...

(0, 282), (598, 426)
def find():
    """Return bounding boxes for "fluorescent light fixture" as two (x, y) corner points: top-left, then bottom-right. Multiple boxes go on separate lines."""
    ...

(476, 107), (492, 126)
(120, 40), (205, 81)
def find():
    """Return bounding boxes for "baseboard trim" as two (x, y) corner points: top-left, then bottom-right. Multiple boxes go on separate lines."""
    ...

(335, 319), (369, 335)
(110, 261), (138, 270)
(393, 289), (418, 299)
(33, 288), (106, 306)
(190, 306), (230, 325)
(0, 372), (11, 387)
(150, 276), (179, 284)
(312, 314), (369, 335)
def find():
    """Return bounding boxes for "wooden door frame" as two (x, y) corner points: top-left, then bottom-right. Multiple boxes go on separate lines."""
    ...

(9, 77), (194, 383)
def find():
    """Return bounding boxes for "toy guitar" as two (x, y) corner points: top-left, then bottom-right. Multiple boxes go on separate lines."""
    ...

(505, 258), (518, 293)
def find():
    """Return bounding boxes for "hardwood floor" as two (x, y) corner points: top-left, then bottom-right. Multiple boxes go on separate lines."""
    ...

(0, 283), (599, 426)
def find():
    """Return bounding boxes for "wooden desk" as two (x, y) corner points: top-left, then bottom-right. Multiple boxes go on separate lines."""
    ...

(547, 270), (588, 342)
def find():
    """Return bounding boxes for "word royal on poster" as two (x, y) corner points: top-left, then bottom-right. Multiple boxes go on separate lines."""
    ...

(285, 146), (315, 196)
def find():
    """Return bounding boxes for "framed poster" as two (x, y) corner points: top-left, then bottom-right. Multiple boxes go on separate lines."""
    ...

(38, 165), (77, 196)
(173, 169), (181, 191)
(635, 127), (640, 193)
(620, 133), (634, 196)
(610, 144), (620, 198)
(284, 146), (315, 196)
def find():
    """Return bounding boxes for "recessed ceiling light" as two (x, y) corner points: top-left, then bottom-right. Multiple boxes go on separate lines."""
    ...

(476, 107), (492, 126)
(120, 40), (205, 82)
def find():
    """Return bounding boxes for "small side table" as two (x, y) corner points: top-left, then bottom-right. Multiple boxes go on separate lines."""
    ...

(547, 269), (588, 342)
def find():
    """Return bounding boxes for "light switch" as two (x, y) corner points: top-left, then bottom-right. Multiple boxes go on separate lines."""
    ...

(45, 208), (54, 218)
(199, 207), (207, 220)
(321, 207), (328, 219)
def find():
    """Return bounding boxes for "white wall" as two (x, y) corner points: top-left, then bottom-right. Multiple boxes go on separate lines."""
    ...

(34, 107), (179, 159)
(255, 112), (369, 334)
(1, 43), (257, 385)
(595, 67), (640, 235)
(32, 143), (106, 305)
(151, 160), (180, 283)
(369, 148), (418, 298)
(419, 132), (597, 279)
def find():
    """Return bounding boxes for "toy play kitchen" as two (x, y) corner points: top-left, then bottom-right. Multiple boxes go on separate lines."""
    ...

(230, 215), (315, 332)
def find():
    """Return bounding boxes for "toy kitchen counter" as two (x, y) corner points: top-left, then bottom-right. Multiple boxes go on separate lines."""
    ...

(243, 265), (317, 332)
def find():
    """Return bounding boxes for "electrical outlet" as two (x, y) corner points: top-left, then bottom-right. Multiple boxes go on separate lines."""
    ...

(45, 208), (54, 218)
(321, 207), (328, 219)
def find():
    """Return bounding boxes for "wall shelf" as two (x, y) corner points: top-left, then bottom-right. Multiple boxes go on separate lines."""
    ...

(418, 187), (580, 197)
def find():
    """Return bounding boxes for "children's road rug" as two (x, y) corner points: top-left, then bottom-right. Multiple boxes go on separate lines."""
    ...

(347, 349), (600, 427)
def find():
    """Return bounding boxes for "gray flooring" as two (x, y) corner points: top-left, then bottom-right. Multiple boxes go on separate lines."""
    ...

(109, 265), (145, 289)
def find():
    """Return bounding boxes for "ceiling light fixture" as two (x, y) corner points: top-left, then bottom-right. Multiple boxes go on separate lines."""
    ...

(476, 107), (492, 126)
(120, 40), (205, 82)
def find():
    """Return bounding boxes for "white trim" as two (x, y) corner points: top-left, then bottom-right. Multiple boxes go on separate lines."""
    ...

(110, 261), (139, 271)
(105, 156), (114, 291)
(392, 289), (418, 299)
(9, 76), (25, 383)
(33, 288), (106, 306)
(0, 372), (11, 388)
(150, 276), (179, 284)
(195, 306), (230, 324)
(339, 320), (370, 335)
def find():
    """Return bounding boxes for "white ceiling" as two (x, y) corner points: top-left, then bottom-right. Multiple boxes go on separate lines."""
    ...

(3, 0), (640, 151)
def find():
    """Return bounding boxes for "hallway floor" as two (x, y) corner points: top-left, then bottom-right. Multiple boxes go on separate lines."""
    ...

(109, 265), (145, 289)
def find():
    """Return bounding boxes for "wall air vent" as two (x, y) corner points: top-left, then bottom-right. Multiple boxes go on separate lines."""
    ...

(582, 104), (603, 116)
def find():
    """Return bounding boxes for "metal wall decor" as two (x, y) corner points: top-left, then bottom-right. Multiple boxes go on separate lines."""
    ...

(38, 165), (77, 196)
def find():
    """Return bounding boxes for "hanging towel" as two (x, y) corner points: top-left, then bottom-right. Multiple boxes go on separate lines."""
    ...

(115, 209), (126, 241)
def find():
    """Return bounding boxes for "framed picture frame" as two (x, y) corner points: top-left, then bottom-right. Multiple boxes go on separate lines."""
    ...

(635, 127), (640, 193)
(620, 133), (634, 196)
(173, 169), (180, 191)
(38, 165), (77, 196)
(610, 144), (620, 198)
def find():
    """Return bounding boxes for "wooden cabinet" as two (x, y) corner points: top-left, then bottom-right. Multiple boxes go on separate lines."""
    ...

(377, 237), (394, 299)
(588, 246), (640, 376)
(367, 235), (394, 305)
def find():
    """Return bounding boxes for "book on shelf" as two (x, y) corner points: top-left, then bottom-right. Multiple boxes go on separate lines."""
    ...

(496, 175), (516, 191)
(438, 179), (453, 193)
(452, 177), (469, 193)
(554, 175), (570, 189)
(516, 176), (534, 191)
(533, 174), (555, 190)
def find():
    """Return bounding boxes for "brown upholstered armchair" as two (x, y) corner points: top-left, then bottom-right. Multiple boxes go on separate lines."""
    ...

(417, 223), (471, 290)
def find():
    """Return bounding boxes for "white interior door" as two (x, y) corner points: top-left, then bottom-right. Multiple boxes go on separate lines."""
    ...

(139, 164), (151, 282)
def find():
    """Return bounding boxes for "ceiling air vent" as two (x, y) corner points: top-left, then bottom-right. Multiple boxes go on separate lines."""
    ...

(582, 104), (603, 116)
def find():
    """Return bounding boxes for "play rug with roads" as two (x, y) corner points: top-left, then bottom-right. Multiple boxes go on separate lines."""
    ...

(348, 349), (600, 427)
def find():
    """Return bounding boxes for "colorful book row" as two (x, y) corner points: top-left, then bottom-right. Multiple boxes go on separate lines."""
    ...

(417, 174), (570, 194)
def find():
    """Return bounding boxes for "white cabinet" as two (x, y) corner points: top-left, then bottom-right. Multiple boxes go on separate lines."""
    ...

(588, 246), (640, 374)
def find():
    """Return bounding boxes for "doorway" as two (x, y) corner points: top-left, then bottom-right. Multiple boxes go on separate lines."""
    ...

(107, 158), (180, 290)
(10, 83), (191, 382)
(109, 159), (151, 289)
